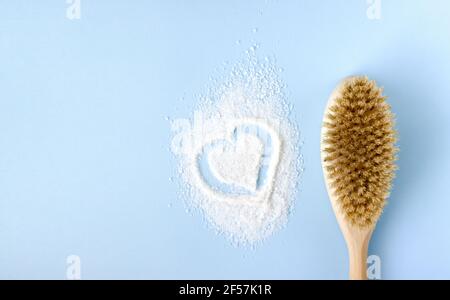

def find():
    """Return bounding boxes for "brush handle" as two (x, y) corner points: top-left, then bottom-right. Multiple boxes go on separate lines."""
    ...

(348, 239), (369, 280)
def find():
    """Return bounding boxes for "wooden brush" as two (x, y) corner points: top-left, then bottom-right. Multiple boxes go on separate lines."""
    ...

(321, 76), (397, 280)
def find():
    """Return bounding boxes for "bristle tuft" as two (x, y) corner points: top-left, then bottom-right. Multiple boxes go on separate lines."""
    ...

(323, 76), (398, 227)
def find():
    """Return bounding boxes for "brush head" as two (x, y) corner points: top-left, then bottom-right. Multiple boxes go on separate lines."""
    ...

(322, 76), (397, 228)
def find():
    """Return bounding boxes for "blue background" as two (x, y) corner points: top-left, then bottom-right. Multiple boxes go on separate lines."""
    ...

(1, 0), (449, 279)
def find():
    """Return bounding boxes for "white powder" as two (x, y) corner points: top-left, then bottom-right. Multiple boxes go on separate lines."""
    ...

(171, 49), (302, 245)
(208, 133), (264, 192)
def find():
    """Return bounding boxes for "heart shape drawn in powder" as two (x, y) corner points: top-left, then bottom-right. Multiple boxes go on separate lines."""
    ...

(195, 118), (281, 205)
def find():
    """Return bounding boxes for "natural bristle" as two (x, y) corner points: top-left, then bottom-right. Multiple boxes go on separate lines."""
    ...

(323, 76), (398, 227)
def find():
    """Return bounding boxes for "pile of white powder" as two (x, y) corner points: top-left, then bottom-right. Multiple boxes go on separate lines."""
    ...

(170, 49), (302, 245)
